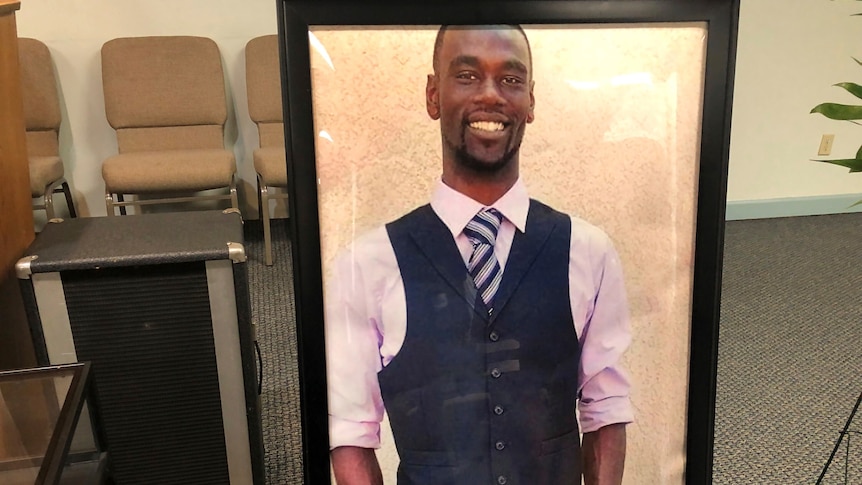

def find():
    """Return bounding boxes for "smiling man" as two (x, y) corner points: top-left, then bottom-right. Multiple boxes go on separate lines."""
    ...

(430, 26), (533, 190)
(326, 25), (633, 485)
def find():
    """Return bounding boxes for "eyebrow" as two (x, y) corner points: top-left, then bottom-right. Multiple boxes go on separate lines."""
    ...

(448, 55), (529, 76)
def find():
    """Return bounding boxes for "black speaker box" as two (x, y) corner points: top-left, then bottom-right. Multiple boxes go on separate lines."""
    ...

(16, 210), (264, 484)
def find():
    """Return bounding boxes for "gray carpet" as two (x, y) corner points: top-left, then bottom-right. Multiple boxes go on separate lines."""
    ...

(244, 213), (862, 485)
(243, 219), (304, 485)
(713, 213), (862, 484)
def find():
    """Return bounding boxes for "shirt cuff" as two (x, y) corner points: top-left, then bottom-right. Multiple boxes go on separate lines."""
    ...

(328, 415), (382, 450)
(578, 395), (634, 434)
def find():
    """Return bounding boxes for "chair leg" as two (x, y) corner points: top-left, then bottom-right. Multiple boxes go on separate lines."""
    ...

(105, 192), (116, 216)
(255, 173), (264, 221)
(44, 190), (55, 220)
(117, 194), (127, 215)
(230, 173), (239, 211)
(259, 175), (273, 266)
(61, 181), (76, 218)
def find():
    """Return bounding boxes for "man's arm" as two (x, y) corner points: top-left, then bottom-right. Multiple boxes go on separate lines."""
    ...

(326, 229), (394, 484)
(582, 423), (626, 485)
(331, 446), (383, 485)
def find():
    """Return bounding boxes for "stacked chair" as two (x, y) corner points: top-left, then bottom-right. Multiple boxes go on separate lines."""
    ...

(100, 36), (238, 216)
(245, 34), (288, 266)
(18, 38), (76, 220)
(17, 35), (290, 267)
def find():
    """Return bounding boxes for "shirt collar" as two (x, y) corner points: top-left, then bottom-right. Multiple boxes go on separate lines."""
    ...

(430, 178), (529, 238)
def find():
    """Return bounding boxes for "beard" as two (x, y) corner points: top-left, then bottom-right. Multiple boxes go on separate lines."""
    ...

(445, 123), (522, 174)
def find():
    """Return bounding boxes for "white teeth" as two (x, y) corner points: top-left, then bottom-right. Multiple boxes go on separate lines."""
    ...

(469, 121), (505, 132)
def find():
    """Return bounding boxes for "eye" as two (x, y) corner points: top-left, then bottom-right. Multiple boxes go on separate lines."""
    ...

(501, 76), (524, 86)
(455, 71), (478, 82)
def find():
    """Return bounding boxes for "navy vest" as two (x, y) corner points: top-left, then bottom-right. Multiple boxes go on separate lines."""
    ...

(380, 200), (581, 485)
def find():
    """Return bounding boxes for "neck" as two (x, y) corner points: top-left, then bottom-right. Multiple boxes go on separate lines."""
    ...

(441, 159), (519, 206)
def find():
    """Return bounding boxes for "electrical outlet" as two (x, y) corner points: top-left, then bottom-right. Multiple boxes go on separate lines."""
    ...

(818, 134), (835, 156)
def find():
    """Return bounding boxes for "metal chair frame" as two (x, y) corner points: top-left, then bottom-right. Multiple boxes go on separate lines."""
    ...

(105, 173), (239, 216)
(33, 177), (76, 220)
(255, 173), (289, 266)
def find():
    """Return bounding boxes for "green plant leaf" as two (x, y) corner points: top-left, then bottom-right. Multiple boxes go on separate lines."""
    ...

(850, 199), (862, 208)
(811, 158), (862, 172)
(854, 57), (862, 66)
(811, 145), (862, 172)
(810, 103), (862, 120)
(835, 82), (862, 100)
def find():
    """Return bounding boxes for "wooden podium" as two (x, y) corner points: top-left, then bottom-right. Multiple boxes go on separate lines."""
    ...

(0, 0), (37, 370)
(0, 0), (39, 463)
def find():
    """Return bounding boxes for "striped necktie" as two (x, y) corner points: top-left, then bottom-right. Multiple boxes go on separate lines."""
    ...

(464, 208), (503, 310)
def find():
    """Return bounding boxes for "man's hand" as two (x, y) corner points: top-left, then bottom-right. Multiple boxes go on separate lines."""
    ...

(331, 446), (384, 485)
(582, 423), (627, 485)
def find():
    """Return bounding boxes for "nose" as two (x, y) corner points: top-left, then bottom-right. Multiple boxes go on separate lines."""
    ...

(474, 78), (505, 106)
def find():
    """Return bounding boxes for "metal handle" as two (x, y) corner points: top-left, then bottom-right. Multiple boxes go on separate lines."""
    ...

(254, 340), (263, 395)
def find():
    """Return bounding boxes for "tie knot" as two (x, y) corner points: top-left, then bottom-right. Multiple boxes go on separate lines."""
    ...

(465, 208), (503, 246)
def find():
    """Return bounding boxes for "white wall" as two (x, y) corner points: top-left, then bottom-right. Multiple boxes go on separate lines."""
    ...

(16, 0), (280, 218)
(728, 0), (862, 203)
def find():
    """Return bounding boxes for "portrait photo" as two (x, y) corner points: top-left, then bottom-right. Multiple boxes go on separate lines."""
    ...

(304, 23), (707, 485)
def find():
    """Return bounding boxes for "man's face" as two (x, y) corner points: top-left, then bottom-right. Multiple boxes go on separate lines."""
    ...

(427, 27), (535, 174)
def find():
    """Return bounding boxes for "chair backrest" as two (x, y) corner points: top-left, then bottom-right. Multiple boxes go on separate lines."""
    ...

(18, 37), (60, 157)
(101, 36), (227, 153)
(245, 35), (284, 148)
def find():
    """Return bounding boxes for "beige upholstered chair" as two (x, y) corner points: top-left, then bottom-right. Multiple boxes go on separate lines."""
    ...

(100, 36), (238, 216)
(18, 37), (76, 220)
(246, 34), (288, 266)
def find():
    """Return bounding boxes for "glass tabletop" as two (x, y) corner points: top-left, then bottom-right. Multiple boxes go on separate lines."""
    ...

(0, 363), (91, 485)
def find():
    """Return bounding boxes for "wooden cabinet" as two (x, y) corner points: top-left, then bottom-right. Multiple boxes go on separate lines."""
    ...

(0, 0), (37, 370)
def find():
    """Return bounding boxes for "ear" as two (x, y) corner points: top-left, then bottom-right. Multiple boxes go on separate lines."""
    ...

(527, 79), (535, 123)
(426, 74), (440, 120)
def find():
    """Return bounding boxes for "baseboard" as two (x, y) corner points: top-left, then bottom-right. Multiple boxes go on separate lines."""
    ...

(725, 193), (862, 221)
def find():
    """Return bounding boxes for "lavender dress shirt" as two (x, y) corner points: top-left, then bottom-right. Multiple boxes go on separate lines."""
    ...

(325, 179), (634, 449)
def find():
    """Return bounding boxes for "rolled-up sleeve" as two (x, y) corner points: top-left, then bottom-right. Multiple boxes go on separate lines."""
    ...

(571, 221), (634, 433)
(324, 228), (396, 449)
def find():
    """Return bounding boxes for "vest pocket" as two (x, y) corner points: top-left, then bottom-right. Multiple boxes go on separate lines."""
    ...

(539, 429), (580, 456)
(398, 450), (482, 485)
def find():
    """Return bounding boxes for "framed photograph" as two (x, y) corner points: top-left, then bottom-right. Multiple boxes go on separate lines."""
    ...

(277, 1), (737, 483)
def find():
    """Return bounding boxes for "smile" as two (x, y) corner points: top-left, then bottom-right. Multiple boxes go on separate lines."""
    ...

(468, 121), (506, 132)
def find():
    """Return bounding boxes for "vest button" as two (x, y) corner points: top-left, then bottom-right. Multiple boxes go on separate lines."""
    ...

(495, 440), (506, 450)
(490, 368), (502, 378)
(494, 405), (504, 415)
(489, 331), (500, 342)
(497, 475), (508, 484)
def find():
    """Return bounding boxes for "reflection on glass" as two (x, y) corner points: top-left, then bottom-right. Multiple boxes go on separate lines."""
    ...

(308, 24), (707, 484)
(0, 370), (74, 483)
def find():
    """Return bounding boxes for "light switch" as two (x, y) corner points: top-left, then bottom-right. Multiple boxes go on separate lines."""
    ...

(818, 134), (835, 156)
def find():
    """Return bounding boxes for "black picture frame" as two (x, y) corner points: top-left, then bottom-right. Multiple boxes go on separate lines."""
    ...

(276, 1), (738, 483)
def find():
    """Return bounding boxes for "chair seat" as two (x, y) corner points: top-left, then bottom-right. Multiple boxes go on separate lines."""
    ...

(29, 156), (64, 196)
(102, 148), (236, 193)
(253, 147), (287, 187)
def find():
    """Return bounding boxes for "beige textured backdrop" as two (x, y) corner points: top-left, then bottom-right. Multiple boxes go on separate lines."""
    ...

(310, 24), (706, 485)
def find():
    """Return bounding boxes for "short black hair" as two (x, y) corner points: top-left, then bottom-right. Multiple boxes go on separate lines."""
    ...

(432, 24), (533, 75)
